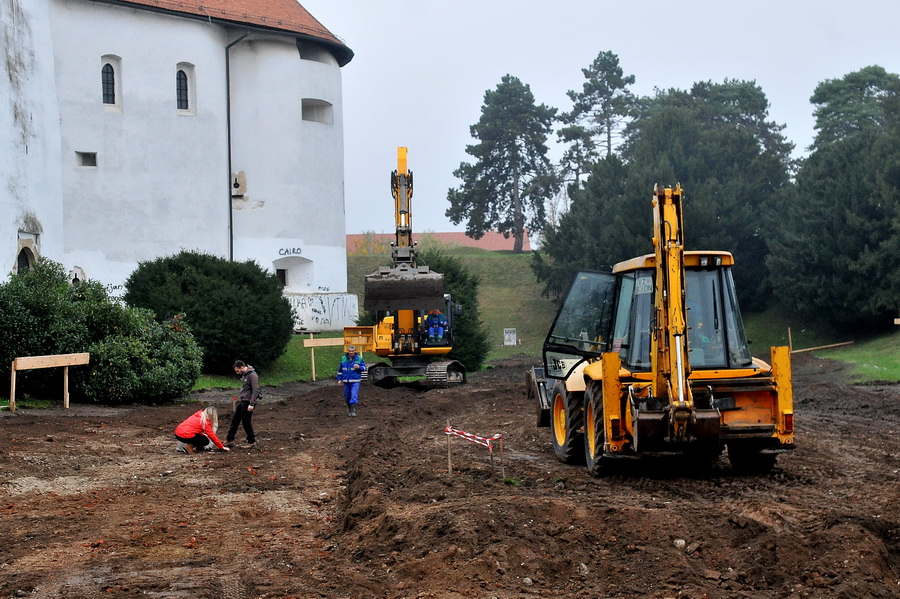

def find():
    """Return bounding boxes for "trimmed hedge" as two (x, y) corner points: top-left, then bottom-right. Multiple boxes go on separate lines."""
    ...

(123, 251), (294, 374)
(0, 260), (202, 403)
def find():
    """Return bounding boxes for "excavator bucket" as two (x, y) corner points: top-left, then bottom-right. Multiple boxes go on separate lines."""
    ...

(364, 263), (445, 312)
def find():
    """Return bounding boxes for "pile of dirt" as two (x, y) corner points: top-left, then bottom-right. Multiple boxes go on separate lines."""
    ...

(1, 353), (898, 598)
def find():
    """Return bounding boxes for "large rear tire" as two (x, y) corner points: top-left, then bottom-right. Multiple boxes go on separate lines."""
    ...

(550, 380), (584, 464)
(583, 382), (607, 477)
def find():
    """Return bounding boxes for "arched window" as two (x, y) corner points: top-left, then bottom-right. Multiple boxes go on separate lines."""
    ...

(176, 69), (189, 110)
(16, 248), (34, 273)
(102, 63), (116, 104)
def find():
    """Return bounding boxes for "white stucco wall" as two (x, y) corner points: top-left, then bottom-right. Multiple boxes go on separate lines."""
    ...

(1, 0), (357, 330)
(229, 35), (348, 296)
(49, 0), (231, 289)
(0, 0), (65, 274)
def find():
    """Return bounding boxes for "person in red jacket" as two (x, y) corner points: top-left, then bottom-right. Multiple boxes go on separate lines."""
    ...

(175, 406), (230, 454)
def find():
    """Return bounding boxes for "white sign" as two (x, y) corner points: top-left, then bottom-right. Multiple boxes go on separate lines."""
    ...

(503, 328), (517, 346)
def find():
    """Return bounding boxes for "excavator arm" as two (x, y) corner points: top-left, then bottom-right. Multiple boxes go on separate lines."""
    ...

(363, 148), (444, 313)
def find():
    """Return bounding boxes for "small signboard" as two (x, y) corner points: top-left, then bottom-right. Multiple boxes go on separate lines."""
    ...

(503, 328), (517, 346)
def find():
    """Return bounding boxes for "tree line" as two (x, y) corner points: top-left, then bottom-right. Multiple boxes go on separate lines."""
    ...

(446, 54), (900, 332)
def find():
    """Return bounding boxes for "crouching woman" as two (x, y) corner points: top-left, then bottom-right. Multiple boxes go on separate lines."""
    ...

(175, 406), (231, 454)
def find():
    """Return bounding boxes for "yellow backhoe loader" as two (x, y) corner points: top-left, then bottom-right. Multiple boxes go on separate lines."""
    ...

(528, 184), (794, 474)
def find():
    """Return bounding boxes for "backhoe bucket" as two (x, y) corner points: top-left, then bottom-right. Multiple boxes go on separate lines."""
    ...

(364, 264), (445, 312)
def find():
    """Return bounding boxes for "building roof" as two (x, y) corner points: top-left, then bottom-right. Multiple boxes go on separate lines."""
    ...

(92, 0), (353, 65)
(347, 231), (532, 253)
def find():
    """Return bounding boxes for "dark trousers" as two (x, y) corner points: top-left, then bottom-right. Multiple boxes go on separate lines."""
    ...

(176, 433), (210, 451)
(227, 400), (256, 444)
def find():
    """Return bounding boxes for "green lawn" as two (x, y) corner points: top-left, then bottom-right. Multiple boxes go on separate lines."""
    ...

(192, 334), (379, 392)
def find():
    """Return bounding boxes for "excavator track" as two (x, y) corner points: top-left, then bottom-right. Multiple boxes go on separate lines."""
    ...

(426, 360), (467, 386)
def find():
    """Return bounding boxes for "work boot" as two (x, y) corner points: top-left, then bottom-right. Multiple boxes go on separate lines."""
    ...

(184, 444), (195, 455)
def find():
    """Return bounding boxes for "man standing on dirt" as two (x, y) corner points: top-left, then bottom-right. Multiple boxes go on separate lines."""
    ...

(337, 345), (366, 417)
(227, 360), (259, 448)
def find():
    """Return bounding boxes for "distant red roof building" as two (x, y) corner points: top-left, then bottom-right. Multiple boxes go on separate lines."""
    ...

(347, 231), (531, 254)
(95, 0), (353, 65)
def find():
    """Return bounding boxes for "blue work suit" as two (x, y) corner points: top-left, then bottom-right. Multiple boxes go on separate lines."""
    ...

(337, 352), (367, 406)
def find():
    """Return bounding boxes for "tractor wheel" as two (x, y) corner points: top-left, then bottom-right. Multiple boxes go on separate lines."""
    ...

(549, 380), (584, 464)
(583, 382), (607, 477)
(727, 444), (777, 474)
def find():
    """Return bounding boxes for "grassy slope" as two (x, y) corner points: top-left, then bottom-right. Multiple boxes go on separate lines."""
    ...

(192, 249), (899, 391)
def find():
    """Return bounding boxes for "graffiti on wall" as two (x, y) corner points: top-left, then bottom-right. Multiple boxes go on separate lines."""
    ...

(286, 292), (358, 332)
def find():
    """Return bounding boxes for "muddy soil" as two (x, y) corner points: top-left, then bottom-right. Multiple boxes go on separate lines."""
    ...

(1, 353), (898, 599)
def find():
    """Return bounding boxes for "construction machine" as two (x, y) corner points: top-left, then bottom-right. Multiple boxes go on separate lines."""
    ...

(528, 184), (794, 474)
(344, 148), (466, 387)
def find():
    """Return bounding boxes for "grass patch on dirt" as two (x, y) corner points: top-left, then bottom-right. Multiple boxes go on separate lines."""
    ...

(815, 332), (900, 383)
(193, 334), (378, 392)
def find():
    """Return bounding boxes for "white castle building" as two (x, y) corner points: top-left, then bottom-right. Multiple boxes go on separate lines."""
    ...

(1, 0), (356, 330)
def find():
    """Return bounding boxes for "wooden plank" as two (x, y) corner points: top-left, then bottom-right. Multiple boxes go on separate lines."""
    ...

(13, 352), (90, 370)
(791, 341), (853, 354)
(302, 337), (345, 348)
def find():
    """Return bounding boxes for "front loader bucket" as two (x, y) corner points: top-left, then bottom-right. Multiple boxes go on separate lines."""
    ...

(364, 264), (445, 312)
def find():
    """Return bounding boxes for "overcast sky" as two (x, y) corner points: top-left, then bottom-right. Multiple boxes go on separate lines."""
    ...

(300, 0), (899, 235)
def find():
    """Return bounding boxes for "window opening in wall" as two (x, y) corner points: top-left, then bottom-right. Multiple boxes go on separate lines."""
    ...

(301, 99), (333, 124)
(102, 63), (116, 104)
(176, 70), (189, 110)
(77, 152), (97, 167)
(276, 269), (287, 288)
(17, 248), (34, 273)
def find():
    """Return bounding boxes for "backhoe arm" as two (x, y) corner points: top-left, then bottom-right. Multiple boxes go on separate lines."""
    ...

(651, 184), (694, 442)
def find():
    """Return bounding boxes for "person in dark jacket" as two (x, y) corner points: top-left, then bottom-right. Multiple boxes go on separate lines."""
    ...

(226, 360), (259, 448)
(337, 345), (366, 417)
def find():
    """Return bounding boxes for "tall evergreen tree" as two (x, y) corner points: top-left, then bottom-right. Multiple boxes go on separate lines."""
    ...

(446, 75), (558, 253)
(809, 65), (900, 147)
(534, 80), (792, 310)
(558, 51), (636, 167)
(768, 69), (900, 329)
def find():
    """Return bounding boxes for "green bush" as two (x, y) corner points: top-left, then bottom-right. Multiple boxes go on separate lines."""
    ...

(123, 251), (294, 374)
(78, 312), (202, 403)
(0, 260), (202, 403)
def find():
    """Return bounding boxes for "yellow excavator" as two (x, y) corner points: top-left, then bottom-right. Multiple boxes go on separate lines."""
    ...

(529, 184), (794, 473)
(344, 148), (466, 386)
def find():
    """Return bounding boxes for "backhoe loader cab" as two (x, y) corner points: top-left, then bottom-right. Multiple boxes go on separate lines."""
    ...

(545, 255), (752, 379)
(531, 185), (794, 475)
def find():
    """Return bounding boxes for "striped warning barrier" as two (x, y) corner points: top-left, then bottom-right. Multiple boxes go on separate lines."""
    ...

(443, 426), (502, 453)
(443, 425), (505, 478)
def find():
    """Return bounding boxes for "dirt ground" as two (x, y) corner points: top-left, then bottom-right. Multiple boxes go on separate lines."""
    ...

(1, 353), (898, 599)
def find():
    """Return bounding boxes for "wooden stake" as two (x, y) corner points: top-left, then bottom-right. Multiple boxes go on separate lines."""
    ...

(446, 419), (452, 476)
(9, 361), (15, 413)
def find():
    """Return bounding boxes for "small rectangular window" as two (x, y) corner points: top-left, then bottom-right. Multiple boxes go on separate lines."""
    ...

(77, 152), (97, 167)
(276, 269), (287, 288)
(301, 99), (333, 124)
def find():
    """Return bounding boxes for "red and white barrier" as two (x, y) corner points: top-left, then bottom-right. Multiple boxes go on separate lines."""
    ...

(443, 425), (505, 477)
